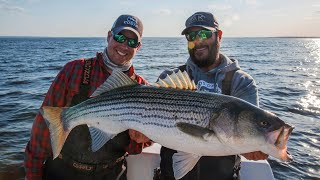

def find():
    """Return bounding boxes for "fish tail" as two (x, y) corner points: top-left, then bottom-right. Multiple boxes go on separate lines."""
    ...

(41, 106), (70, 159)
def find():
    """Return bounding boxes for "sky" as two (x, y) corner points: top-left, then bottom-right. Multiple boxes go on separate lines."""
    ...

(0, 0), (319, 37)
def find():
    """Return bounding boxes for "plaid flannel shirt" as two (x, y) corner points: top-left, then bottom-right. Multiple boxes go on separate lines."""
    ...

(24, 52), (150, 179)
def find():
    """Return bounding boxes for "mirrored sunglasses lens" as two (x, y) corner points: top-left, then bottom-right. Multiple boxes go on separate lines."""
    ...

(114, 34), (126, 43)
(199, 30), (207, 40)
(186, 31), (196, 41)
(199, 30), (212, 40)
(204, 30), (213, 39)
(127, 39), (138, 48)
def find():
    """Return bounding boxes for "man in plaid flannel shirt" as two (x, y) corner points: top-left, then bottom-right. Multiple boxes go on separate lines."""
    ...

(24, 14), (152, 180)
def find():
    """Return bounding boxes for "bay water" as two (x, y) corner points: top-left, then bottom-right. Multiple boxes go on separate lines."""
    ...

(0, 37), (319, 179)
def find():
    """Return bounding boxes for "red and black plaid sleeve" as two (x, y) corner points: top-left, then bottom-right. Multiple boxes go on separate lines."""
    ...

(24, 60), (85, 179)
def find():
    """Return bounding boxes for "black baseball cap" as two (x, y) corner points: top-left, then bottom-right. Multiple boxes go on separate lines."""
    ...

(111, 14), (143, 42)
(181, 12), (219, 35)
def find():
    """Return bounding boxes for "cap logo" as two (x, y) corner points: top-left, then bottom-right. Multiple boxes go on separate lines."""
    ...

(188, 14), (205, 25)
(124, 16), (138, 28)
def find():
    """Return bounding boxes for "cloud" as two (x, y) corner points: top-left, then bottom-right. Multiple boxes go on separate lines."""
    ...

(153, 9), (171, 15)
(0, 0), (26, 13)
(0, 5), (26, 13)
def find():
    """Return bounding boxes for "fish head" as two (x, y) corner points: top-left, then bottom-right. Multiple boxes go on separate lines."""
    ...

(263, 119), (294, 161)
(209, 102), (294, 162)
(246, 109), (294, 162)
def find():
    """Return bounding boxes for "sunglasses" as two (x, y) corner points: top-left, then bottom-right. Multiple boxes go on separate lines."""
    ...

(185, 29), (216, 42)
(112, 32), (140, 48)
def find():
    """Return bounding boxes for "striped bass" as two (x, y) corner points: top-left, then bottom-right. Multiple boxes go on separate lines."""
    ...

(41, 70), (294, 179)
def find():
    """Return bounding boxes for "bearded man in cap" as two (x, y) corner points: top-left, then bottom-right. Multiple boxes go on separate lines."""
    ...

(24, 14), (151, 180)
(157, 12), (268, 180)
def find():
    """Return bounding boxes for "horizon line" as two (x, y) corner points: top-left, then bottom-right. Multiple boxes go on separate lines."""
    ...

(0, 35), (320, 39)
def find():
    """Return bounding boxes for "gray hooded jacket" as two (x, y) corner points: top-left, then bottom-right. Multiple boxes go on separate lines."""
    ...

(158, 53), (259, 106)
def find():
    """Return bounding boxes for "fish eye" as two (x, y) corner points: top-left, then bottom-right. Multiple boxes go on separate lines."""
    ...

(260, 120), (269, 127)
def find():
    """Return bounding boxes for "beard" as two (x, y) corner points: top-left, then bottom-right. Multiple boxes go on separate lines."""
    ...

(189, 39), (220, 68)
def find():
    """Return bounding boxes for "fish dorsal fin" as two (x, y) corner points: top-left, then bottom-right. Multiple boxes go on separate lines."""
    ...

(154, 70), (197, 90)
(91, 70), (138, 97)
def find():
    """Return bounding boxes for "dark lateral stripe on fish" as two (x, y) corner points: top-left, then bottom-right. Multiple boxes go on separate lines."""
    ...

(83, 97), (212, 111)
(81, 99), (209, 113)
(64, 104), (208, 124)
(98, 112), (202, 122)
(63, 95), (213, 119)
(63, 92), (217, 120)
(64, 98), (211, 117)
(63, 108), (211, 125)
(117, 119), (176, 128)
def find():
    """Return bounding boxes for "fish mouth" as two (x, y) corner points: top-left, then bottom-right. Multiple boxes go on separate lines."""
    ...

(267, 123), (294, 162)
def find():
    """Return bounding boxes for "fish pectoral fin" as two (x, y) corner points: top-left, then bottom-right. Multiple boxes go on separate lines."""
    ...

(89, 127), (116, 152)
(91, 70), (138, 97)
(173, 151), (201, 179)
(176, 122), (216, 141)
